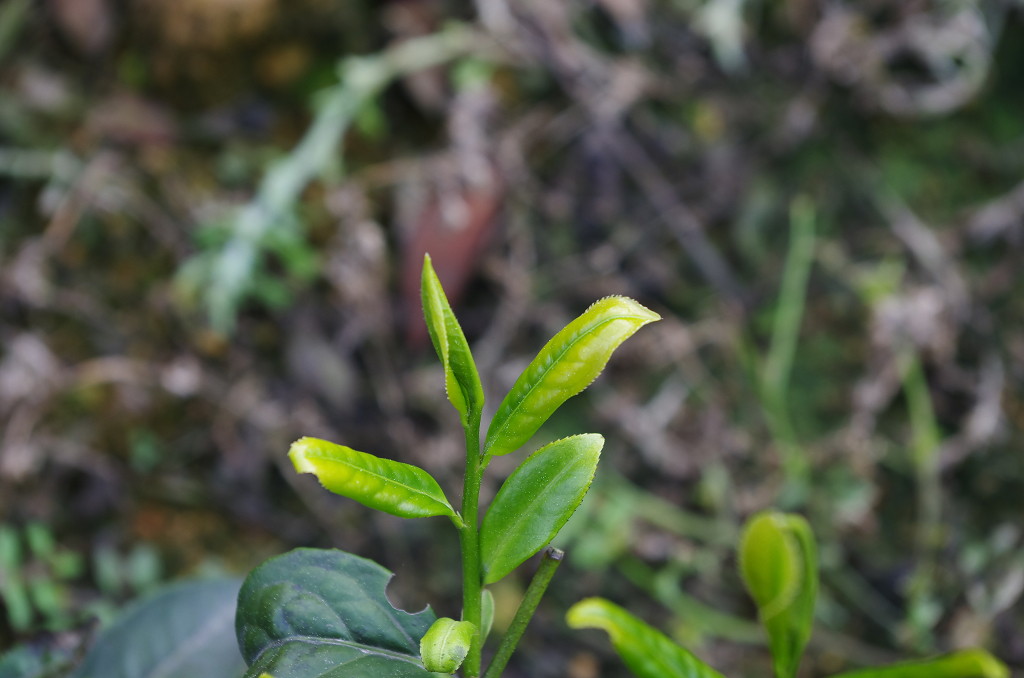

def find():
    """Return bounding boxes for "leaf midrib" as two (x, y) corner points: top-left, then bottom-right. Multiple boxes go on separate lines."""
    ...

(483, 451), (587, 576)
(488, 312), (635, 452)
(254, 636), (425, 667)
(144, 601), (236, 678)
(306, 450), (452, 515)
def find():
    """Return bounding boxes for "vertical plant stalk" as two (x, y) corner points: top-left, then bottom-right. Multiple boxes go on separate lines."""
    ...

(460, 408), (484, 677)
(761, 196), (815, 505)
(900, 349), (942, 647)
(482, 548), (564, 678)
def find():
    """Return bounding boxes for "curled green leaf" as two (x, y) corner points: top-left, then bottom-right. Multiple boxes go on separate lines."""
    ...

(420, 618), (476, 674)
(738, 512), (817, 678)
(421, 253), (485, 426)
(289, 437), (459, 523)
(483, 296), (660, 459)
(829, 649), (1008, 678)
(480, 434), (602, 584)
(566, 597), (725, 678)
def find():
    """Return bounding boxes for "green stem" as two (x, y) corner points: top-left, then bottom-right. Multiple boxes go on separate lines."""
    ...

(482, 548), (564, 678)
(761, 196), (816, 506)
(460, 409), (484, 677)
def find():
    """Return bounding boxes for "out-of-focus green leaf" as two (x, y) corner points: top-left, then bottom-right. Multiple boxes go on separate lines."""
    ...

(72, 579), (245, 678)
(738, 512), (817, 678)
(480, 434), (603, 584)
(289, 437), (459, 523)
(566, 597), (725, 678)
(421, 253), (484, 428)
(483, 297), (659, 459)
(830, 649), (1008, 678)
(236, 549), (437, 678)
(419, 618), (475, 674)
(0, 644), (73, 678)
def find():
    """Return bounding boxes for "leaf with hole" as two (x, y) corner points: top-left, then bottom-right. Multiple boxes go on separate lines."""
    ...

(480, 434), (602, 584)
(289, 437), (459, 523)
(421, 253), (485, 427)
(829, 649), (1008, 678)
(72, 579), (245, 678)
(566, 597), (725, 678)
(483, 296), (659, 459)
(738, 512), (817, 678)
(235, 548), (438, 678)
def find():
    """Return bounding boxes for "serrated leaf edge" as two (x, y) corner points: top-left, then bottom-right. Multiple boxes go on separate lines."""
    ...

(289, 437), (457, 519)
(484, 296), (659, 457)
(481, 433), (602, 583)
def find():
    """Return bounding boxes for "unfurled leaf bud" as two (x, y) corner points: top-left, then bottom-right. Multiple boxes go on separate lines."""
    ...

(420, 617), (476, 674)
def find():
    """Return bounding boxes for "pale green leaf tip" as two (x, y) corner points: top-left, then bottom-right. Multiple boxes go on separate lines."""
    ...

(963, 649), (1009, 678)
(287, 437), (317, 475)
(566, 597), (618, 636)
(593, 295), (662, 325)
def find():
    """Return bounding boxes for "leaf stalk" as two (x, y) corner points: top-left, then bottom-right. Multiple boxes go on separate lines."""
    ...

(482, 547), (564, 678)
(460, 407), (484, 677)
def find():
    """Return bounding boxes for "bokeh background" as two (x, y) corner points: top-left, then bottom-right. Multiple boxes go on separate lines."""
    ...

(1, 0), (1024, 675)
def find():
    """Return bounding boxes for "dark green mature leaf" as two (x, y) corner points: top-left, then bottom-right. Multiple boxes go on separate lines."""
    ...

(480, 434), (602, 584)
(566, 597), (725, 678)
(73, 579), (245, 678)
(483, 297), (659, 459)
(829, 649), (1008, 678)
(236, 548), (437, 678)
(289, 437), (459, 523)
(421, 253), (485, 427)
(738, 512), (817, 678)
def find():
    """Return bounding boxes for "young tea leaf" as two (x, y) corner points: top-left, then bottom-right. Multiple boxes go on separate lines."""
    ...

(480, 434), (602, 584)
(829, 649), (1008, 678)
(420, 618), (476, 674)
(421, 253), (485, 427)
(483, 297), (659, 459)
(738, 512), (817, 678)
(289, 437), (459, 523)
(566, 597), (726, 678)
(236, 548), (438, 678)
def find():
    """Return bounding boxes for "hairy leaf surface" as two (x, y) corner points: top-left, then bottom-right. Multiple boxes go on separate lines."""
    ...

(421, 253), (484, 427)
(483, 297), (659, 458)
(566, 597), (725, 678)
(236, 549), (437, 678)
(480, 434), (602, 584)
(289, 437), (457, 521)
(738, 512), (817, 678)
(73, 579), (245, 678)
(829, 650), (1008, 678)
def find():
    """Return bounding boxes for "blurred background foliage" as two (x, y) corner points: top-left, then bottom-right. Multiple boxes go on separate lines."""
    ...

(1, 0), (1024, 676)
